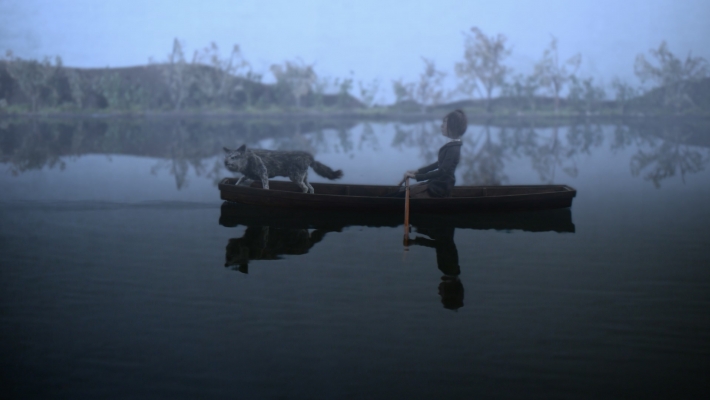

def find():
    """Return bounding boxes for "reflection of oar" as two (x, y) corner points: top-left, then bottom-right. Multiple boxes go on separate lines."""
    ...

(403, 177), (410, 249)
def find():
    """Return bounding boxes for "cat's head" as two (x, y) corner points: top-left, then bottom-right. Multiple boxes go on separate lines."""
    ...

(223, 144), (249, 172)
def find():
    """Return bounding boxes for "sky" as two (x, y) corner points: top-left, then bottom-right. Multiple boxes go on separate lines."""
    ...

(2, 0), (709, 101)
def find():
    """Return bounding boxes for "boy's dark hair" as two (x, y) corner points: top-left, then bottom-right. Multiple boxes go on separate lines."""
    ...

(445, 109), (467, 138)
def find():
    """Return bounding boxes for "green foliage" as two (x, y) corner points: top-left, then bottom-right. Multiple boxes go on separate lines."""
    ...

(5, 51), (63, 112)
(94, 71), (146, 110)
(66, 70), (84, 109)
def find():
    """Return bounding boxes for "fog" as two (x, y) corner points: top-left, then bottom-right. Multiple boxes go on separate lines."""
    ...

(2, 0), (710, 101)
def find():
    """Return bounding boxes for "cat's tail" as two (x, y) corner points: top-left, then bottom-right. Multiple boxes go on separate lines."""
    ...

(311, 161), (343, 180)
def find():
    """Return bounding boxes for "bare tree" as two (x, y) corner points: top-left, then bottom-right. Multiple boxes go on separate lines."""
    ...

(634, 41), (708, 111)
(502, 73), (540, 111)
(413, 58), (446, 114)
(270, 60), (317, 108)
(392, 79), (415, 104)
(193, 42), (250, 106)
(455, 27), (511, 112)
(611, 78), (639, 115)
(357, 79), (380, 108)
(163, 38), (193, 111)
(567, 76), (606, 114)
(534, 36), (581, 113)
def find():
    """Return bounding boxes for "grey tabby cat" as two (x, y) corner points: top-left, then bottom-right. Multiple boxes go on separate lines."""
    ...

(223, 144), (343, 193)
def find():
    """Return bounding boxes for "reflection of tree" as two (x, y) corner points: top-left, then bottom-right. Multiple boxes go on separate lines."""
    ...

(335, 126), (354, 154)
(269, 122), (318, 154)
(149, 120), (219, 189)
(460, 125), (508, 185)
(3, 117), (708, 189)
(527, 125), (580, 183)
(1, 117), (357, 189)
(627, 124), (709, 188)
(1, 119), (70, 175)
(357, 122), (379, 152)
(391, 121), (447, 165)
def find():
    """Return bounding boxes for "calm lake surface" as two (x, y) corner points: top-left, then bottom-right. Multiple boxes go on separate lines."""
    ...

(1, 117), (709, 399)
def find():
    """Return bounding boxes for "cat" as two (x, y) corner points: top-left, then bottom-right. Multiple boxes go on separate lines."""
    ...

(223, 144), (343, 193)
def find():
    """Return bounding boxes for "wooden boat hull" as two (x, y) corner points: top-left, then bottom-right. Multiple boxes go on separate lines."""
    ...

(220, 201), (575, 233)
(219, 178), (576, 213)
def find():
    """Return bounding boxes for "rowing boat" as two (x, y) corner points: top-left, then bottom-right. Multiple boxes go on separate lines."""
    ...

(218, 178), (576, 213)
(219, 202), (575, 233)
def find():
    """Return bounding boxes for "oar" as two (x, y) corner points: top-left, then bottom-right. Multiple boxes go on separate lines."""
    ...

(403, 177), (410, 248)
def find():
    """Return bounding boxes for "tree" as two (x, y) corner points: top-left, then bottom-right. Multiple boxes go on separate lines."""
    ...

(502, 73), (540, 111)
(66, 70), (84, 109)
(567, 76), (606, 114)
(193, 42), (250, 106)
(5, 51), (62, 112)
(534, 36), (581, 113)
(611, 78), (639, 115)
(163, 38), (193, 111)
(413, 58), (446, 114)
(336, 76), (354, 108)
(270, 60), (316, 108)
(634, 41), (708, 111)
(455, 27), (511, 112)
(392, 79), (414, 104)
(357, 79), (380, 108)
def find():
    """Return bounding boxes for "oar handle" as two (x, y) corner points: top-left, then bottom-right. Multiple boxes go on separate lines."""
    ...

(403, 177), (410, 245)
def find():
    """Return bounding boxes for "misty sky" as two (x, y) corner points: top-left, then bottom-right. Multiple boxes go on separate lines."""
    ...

(2, 0), (709, 100)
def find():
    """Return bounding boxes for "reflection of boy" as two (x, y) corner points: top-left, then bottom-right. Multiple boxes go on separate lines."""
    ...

(410, 226), (464, 310)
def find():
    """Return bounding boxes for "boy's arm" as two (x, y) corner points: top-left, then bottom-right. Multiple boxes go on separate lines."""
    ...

(417, 161), (439, 174)
(415, 167), (444, 181)
(414, 146), (460, 181)
(414, 161), (440, 181)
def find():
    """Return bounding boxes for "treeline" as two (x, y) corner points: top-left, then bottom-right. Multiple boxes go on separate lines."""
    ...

(0, 41), (362, 114)
(0, 28), (708, 116)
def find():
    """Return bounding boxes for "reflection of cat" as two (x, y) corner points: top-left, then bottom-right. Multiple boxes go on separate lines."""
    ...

(225, 226), (331, 273)
(223, 145), (343, 193)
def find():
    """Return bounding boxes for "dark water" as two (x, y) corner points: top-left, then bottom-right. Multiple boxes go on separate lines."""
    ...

(1, 117), (709, 399)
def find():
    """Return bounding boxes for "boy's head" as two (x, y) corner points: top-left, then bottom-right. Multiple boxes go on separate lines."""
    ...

(444, 109), (467, 138)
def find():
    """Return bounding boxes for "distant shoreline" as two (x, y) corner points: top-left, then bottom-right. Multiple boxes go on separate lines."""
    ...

(1, 108), (708, 124)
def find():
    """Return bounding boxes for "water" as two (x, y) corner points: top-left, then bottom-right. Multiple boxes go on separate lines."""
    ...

(1, 117), (709, 398)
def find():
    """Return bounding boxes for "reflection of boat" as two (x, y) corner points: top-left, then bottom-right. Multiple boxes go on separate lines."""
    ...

(220, 202), (575, 233)
(219, 178), (576, 213)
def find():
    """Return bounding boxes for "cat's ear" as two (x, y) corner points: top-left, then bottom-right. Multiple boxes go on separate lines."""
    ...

(237, 144), (247, 153)
(223, 147), (232, 153)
